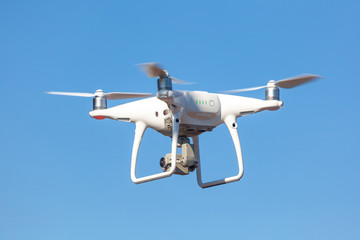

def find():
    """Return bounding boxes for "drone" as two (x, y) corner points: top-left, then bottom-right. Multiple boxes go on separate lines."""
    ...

(47, 63), (321, 188)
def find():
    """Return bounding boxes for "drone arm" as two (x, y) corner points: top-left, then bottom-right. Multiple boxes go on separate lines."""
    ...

(195, 115), (244, 188)
(130, 112), (181, 184)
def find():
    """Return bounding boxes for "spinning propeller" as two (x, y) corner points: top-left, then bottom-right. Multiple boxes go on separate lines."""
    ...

(46, 89), (152, 99)
(224, 74), (322, 93)
(46, 89), (153, 111)
(138, 62), (194, 85)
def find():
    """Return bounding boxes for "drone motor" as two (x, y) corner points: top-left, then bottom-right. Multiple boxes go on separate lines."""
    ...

(93, 96), (107, 110)
(265, 81), (280, 100)
(157, 76), (173, 100)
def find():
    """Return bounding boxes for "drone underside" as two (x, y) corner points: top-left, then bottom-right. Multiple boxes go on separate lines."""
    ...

(47, 63), (321, 188)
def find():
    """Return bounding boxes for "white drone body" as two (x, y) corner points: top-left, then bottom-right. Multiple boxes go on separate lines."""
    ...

(47, 63), (320, 188)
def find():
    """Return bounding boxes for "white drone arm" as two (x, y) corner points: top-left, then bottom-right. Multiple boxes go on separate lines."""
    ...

(195, 115), (244, 188)
(130, 111), (181, 184)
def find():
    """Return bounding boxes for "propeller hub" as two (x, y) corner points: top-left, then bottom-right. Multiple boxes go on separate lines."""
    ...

(95, 89), (105, 97)
(267, 80), (276, 88)
(162, 70), (170, 78)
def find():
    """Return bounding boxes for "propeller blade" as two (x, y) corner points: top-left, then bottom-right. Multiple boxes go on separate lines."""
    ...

(46, 91), (95, 97)
(223, 85), (267, 94)
(223, 74), (322, 94)
(105, 92), (153, 100)
(138, 62), (168, 78)
(46, 90), (152, 100)
(137, 62), (196, 84)
(170, 77), (196, 85)
(275, 74), (322, 89)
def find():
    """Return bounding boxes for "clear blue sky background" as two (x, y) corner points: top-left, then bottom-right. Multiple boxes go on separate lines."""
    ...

(1, 0), (359, 239)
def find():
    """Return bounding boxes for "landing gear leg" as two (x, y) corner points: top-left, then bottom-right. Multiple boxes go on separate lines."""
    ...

(194, 115), (244, 188)
(130, 111), (181, 184)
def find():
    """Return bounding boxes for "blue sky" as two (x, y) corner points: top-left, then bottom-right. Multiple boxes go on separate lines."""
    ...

(1, 0), (359, 239)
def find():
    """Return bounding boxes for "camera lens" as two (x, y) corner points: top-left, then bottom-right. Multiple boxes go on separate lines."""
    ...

(160, 157), (166, 168)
